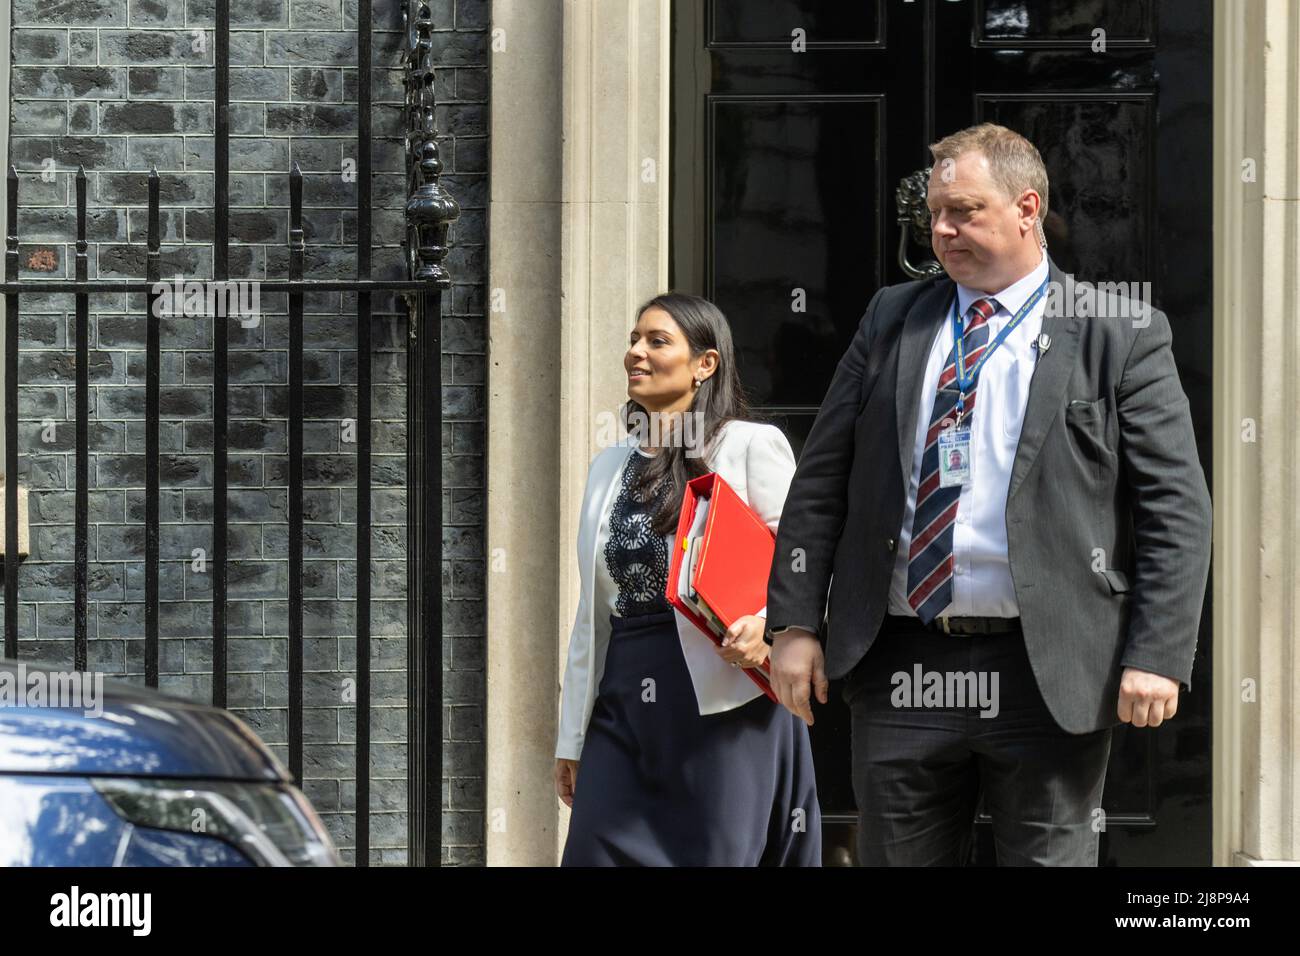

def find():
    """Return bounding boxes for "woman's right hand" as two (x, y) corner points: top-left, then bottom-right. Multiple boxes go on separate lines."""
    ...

(555, 758), (580, 807)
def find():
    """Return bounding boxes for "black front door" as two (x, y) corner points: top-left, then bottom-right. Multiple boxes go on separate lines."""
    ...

(671, 0), (1213, 865)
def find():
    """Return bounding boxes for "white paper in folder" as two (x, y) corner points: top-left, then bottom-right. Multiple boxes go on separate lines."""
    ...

(676, 498), (710, 602)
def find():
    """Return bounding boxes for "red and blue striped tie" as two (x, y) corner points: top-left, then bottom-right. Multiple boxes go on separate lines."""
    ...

(905, 296), (997, 623)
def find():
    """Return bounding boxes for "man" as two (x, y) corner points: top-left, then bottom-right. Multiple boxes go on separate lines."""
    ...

(763, 123), (1212, 866)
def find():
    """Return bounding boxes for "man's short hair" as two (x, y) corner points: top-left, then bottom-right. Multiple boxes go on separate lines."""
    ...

(929, 123), (1050, 229)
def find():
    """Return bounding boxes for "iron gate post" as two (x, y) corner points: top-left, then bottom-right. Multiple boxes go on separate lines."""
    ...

(403, 0), (459, 868)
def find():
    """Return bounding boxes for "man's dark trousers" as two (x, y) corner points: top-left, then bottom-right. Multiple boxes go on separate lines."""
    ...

(844, 615), (1113, 866)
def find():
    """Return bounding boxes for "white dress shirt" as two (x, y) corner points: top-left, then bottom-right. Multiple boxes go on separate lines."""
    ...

(887, 250), (1050, 617)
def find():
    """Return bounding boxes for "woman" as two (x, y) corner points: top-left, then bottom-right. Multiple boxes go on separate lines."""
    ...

(554, 291), (822, 866)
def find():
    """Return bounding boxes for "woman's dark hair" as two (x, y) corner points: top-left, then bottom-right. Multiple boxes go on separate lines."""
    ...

(623, 291), (755, 535)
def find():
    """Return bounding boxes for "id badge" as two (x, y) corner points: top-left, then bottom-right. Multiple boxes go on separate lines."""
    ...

(938, 427), (972, 488)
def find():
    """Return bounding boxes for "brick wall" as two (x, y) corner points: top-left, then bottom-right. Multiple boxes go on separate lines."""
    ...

(6, 0), (487, 865)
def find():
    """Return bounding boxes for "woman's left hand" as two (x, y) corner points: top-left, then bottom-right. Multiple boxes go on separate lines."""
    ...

(717, 614), (770, 669)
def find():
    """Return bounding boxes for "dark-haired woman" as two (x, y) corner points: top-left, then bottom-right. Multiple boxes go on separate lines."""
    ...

(554, 292), (822, 866)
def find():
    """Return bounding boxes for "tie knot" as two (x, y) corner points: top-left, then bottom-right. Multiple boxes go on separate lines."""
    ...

(967, 297), (997, 328)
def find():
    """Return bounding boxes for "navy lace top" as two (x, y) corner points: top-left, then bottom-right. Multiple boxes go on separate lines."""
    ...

(602, 447), (674, 618)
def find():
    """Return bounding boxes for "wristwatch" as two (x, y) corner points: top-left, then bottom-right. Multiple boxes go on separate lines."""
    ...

(764, 624), (818, 647)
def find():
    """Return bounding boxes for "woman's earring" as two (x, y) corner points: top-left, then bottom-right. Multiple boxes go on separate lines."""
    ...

(693, 378), (702, 388)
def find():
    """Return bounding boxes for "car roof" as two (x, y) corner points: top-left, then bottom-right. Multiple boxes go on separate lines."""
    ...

(0, 659), (289, 782)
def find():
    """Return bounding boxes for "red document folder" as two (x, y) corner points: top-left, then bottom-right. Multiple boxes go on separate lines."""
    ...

(665, 472), (779, 703)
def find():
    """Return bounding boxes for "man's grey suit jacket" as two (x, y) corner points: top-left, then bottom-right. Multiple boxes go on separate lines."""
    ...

(765, 254), (1213, 734)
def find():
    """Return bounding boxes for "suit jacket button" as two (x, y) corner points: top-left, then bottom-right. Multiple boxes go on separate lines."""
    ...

(887, 537), (896, 552)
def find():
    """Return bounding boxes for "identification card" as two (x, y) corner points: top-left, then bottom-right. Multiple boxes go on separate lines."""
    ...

(938, 427), (972, 488)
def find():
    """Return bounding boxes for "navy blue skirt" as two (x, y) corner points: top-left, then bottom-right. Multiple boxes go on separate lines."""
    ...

(561, 608), (822, 866)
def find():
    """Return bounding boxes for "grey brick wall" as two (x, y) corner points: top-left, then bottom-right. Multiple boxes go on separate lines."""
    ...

(6, 0), (487, 865)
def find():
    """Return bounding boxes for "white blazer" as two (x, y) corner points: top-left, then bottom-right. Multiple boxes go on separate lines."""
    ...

(555, 418), (797, 761)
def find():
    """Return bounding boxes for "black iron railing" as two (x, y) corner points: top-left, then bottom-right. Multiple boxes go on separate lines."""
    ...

(401, 0), (458, 869)
(0, 0), (457, 867)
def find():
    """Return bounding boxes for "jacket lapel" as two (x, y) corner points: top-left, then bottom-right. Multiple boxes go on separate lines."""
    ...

(895, 280), (958, 491)
(585, 442), (634, 570)
(1006, 254), (1082, 502)
(892, 254), (1082, 502)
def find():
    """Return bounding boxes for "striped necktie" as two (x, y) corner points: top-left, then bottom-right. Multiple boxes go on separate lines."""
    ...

(905, 296), (997, 623)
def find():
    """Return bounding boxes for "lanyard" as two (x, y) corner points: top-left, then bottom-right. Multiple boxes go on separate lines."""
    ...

(950, 276), (1050, 425)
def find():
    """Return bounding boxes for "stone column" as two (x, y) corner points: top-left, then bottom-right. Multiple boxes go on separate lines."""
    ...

(486, 0), (669, 866)
(1212, 0), (1300, 866)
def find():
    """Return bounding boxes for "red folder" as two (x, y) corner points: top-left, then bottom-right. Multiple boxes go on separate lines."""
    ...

(665, 472), (779, 703)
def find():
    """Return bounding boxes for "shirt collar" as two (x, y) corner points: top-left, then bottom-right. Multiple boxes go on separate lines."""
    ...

(955, 250), (1049, 325)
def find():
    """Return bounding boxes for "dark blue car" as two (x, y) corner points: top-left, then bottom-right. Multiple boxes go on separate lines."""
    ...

(0, 660), (340, 866)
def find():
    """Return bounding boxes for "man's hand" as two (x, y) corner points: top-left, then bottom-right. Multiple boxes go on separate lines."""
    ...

(769, 628), (829, 726)
(717, 615), (769, 668)
(1117, 666), (1180, 727)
